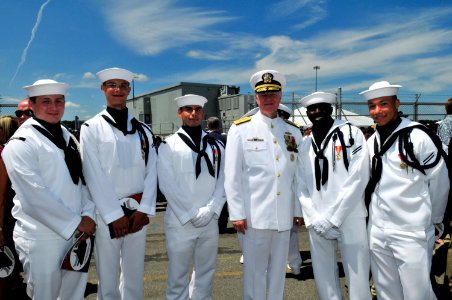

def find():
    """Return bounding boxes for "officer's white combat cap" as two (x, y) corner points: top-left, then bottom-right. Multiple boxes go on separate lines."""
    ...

(277, 104), (293, 117)
(359, 81), (402, 101)
(23, 79), (69, 97)
(96, 67), (134, 83)
(250, 70), (286, 93)
(175, 94), (208, 108)
(299, 91), (336, 108)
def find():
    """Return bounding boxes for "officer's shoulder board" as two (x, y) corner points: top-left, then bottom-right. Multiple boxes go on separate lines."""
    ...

(233, 116), (252, 125)
(284, 119), (300, 128)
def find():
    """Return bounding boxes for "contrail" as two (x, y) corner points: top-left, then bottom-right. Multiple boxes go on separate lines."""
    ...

(10, 0), (52, 86)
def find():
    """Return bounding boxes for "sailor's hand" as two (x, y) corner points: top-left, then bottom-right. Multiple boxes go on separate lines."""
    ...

(191, 207), (214, 228)
(111, 216), (129, 238)
(232, 219), (247, 234)
(321, 227), (341, 240)
(76, 216), (96, 241)
(129, 211), (149, 233)
(294, 217), (304, 226)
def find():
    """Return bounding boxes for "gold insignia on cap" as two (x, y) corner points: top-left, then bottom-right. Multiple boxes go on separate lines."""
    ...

(262, 73), (273, 83)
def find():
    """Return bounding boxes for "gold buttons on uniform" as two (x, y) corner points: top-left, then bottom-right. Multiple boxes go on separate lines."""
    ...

(275, 155), (279, 161)
(273, 138), (277, 144)
(276, 172), (281, 177)
(276, 192), (281, 196)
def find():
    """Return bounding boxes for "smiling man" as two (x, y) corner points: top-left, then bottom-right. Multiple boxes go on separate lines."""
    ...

(361, 81), (449, 300)
(80, 68), (157, 300)
(157, 94), (225, 300)
(2, 79), (96, 299)
(224, 70), (302, 300)
(297, 91), (371, 300)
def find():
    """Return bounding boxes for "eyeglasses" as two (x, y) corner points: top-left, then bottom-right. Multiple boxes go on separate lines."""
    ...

(181, 106), (203, 113)
(104, 82), (130, 90)
(15, 109), (33, 118)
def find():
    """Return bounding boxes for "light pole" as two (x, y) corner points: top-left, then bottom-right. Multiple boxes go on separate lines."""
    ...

(313, 65), (320, 91)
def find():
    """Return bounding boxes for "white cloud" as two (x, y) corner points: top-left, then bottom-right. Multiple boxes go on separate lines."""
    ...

(103, 0), (235, 55)
(134, 73), (149, 82)
(181, 7), (452, 95)
(271, 0), (327, 30)
(83, 72), (96, 79)
(65, 101), (80, 108)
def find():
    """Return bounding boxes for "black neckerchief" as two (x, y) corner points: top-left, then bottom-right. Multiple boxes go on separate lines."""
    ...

(182, 125), (202, 150)
(376, 117), (402, 145)
(311, 118), (335, 191)
(106, 106), (129, 134)
(32, 118), (85, 185)
(177, 127), (222, 179)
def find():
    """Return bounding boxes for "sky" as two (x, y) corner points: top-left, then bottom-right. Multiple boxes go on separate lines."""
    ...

(1, 0), (451, 121)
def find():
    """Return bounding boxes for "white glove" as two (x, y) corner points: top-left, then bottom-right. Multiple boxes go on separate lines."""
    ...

(191, 207), (214, 228)
(312, 217), (333, 235)
(434, 223), (444, 240)
(322, 227), (341, 240)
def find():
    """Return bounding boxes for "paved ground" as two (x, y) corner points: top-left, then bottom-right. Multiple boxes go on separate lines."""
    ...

(84, 202), (350, 299)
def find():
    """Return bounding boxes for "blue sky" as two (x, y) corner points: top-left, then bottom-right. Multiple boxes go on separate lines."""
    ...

(1, 0), (451, 121)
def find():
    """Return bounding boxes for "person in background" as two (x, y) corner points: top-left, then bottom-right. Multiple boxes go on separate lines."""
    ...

(432, 97), (452, 298)
(80, 67), (157, 300)
(276, 104), (304, 276)
(0, 116), (22, 300)
(15, 99), (33, 127)
(296, 91), (371, 300)
(158, 94), (225, 300)
(206, 116), (229, 234)
(2, 79), (96, 299)
(225, 70), (303, 299)
(437, 98), (452, 147)
(361, 81), (449, 300)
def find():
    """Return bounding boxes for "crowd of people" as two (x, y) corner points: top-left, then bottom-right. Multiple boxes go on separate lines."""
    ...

(0, 67), (450, 300)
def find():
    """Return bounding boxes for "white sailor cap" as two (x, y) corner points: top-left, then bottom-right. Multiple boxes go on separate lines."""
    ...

(242, 107), (259, 118)
(277, 104), (293, 117)
(250, 70), (286, 93)
(96, 67), (134, 83)
(23, 79), (69, 97)
(359, 81), (402, 101)
(175, 94), (208, 108)
(299, 91), (336, 108)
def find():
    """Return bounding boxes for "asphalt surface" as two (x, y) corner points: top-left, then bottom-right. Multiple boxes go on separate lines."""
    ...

(84, 201), (351, 299)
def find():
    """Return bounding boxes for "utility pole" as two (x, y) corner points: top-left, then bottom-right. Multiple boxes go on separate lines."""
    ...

(313, 65), (320, 91)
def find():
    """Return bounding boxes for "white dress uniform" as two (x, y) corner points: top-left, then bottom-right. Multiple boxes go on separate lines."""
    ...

(296, 119), (371, 300)
(80, 111), (157, 300)
(2, 119), (96, 300)
(225, 111), (302, 300)
(367, 118), (449, 300)
(158, 127), (225, 300)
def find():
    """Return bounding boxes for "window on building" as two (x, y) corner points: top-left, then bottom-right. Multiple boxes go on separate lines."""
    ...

(233, 97), (239, 109)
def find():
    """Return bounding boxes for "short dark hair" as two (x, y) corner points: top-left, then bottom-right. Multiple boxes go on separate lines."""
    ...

(446, 98), (452, 114)
(29, 96), (37, 103)
(207, 117), (221, 130)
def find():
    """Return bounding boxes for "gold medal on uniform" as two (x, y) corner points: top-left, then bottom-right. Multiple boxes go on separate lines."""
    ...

(398, 154), (407, 170)
(290, 153), (295, 161)
(335, 145), (342, 161)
